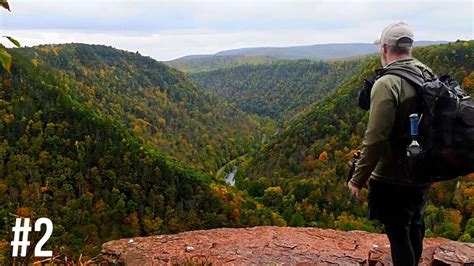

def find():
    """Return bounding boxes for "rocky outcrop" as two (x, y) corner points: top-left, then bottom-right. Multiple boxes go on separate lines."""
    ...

(100, 226), (474, 265)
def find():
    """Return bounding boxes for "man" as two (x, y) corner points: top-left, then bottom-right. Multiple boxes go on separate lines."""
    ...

(347, 22), (436, 266)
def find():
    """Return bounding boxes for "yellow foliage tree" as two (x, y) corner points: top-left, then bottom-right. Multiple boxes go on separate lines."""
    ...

(318, 151), (328, 163)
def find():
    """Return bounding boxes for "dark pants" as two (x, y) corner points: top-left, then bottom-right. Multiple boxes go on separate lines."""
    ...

(367, 178), (430, 266)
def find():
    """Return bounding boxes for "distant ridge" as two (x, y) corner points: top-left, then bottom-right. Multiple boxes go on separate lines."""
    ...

(170, 41), (447, 61)
(165, 41), (447, 72)
(165, 54), (278, 73)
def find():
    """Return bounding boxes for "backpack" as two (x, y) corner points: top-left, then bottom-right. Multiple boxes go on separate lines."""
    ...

(358, 68), (474, 183)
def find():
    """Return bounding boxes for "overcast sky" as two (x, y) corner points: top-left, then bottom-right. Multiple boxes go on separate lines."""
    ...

(1, 0), (473, 61)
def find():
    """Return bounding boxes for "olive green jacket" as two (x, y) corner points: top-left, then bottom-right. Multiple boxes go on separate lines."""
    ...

(350, 58), (435, 188)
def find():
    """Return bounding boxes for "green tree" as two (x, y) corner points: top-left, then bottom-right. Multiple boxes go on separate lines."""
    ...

(289, 212), (305, 227)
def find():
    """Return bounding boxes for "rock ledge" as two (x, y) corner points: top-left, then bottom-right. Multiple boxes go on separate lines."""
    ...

(101, 226), (474, 265)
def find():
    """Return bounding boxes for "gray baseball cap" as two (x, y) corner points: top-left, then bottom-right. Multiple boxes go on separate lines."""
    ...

(374, 22), (414, 47)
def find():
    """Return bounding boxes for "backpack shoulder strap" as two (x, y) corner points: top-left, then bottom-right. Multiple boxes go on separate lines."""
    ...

(382, 68), (425, 88)
(378, 68), (426, 108)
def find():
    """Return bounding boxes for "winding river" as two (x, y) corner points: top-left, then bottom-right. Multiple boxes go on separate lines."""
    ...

(215, 154), (248, 186)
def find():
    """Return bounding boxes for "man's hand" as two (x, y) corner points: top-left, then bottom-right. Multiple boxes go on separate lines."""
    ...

(347, 181), (361, 199)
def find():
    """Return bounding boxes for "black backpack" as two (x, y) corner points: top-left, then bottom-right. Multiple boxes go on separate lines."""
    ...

(358, 68), (474, 183)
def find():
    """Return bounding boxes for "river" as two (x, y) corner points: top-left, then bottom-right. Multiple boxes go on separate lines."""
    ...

(215, 154), (248, 186)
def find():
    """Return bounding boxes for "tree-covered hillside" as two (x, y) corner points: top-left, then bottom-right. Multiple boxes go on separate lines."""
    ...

(238, 41), (474, 240)
(191, 59), (367, 122)
(0, 49), (284, 262)
(15, 44), (272, 173)
(165, 55), (278, 73)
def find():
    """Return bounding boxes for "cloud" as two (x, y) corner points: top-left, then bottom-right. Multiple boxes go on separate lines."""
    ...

(5, 26), (471, 61)
(1, 0), (472, 60)
(3, 0), (472, 32)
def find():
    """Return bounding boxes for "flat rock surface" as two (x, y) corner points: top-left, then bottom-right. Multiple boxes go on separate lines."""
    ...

(100, 226), (474, 265)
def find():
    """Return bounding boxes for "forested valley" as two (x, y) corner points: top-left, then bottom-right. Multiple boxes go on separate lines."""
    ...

(1, 40), (472, 262)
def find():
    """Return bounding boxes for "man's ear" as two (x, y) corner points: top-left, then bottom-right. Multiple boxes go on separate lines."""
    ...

(381, 44), (388, 54)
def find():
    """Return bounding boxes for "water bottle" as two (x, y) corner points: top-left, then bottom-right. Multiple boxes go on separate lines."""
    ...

(407, 114), (422, 157)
